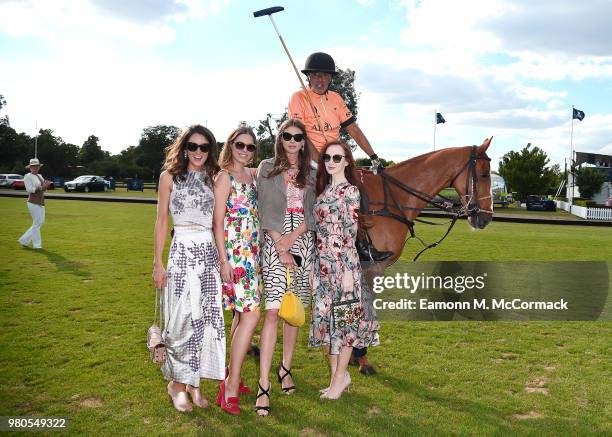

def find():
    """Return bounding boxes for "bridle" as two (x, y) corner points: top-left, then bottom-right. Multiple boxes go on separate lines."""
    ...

(363, 145), (492, 261)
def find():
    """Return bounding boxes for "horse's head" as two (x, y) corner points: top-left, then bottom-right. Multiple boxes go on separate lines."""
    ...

(451, 137), (493, 230)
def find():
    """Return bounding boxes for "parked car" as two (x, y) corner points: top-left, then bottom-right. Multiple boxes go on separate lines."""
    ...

(11, 178), (54, 190)
(526, 195), (556, 211)
(64, 175), (109, 192)
(12, 179), (25, 190)
(0, 174), (23, 188)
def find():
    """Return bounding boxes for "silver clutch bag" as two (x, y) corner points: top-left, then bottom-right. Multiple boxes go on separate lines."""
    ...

(147, 288), (166, 364)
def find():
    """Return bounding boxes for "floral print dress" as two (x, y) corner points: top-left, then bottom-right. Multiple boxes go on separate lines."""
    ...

(221, 172), (262, 312)
(309, 182), (380, 354)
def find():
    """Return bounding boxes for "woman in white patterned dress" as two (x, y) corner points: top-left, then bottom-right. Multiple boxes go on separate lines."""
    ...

(153, 124), (225, 412)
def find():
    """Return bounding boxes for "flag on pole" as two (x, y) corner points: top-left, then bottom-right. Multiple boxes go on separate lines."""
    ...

(572, 108), (585, 121)
(436, 112), (446, 124)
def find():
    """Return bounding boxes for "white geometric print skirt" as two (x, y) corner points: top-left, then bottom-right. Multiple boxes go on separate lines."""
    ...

(161, 228), (225, 386)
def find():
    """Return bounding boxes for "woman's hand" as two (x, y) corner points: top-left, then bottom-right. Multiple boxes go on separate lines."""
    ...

(275, 235), (293, 256)
(153, 265), (167, 289)
(341, 270), (354, 293)
(220, 261), (233, 284)
(279, 252), (297, 269)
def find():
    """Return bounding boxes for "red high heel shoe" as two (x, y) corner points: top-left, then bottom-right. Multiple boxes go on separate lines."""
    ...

(225, 367), (252, 395)
(216, 380), (240, 415)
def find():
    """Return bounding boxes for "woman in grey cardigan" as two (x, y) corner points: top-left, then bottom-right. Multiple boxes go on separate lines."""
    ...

(254, 119), (317, 416)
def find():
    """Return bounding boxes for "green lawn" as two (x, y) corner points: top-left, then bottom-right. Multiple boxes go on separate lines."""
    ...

(0, 187), (157, 198)
(0, 198), (610, 436)
(491, 204), (579, 220)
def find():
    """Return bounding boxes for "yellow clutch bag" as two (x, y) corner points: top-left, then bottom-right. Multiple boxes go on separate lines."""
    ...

(279, 268), (305, 327)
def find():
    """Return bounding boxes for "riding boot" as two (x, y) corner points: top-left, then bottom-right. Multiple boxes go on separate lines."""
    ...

(356, 238), (393, 262)
(357, 356), (377, 376)
(246, 343), (260, 358)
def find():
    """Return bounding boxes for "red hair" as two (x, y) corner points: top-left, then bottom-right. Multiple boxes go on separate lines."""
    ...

(315, 141), (359, 196)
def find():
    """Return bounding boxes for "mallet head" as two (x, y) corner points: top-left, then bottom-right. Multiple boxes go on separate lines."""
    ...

(253, 6), (284, 17)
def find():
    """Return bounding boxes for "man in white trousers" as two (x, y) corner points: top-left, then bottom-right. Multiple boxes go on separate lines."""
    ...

(18, 158), (50, 249)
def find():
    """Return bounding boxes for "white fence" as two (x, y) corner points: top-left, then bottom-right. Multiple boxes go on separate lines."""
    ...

(556, 201), (612, 221)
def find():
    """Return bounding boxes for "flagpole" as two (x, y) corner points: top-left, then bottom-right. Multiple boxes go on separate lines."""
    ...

(433, 111), (437, 151)
(569, 106), (575, 203)
(34, 121), (38, 159)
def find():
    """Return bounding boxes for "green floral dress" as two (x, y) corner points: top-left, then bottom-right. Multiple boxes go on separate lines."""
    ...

(309, 182), (380, 354)
(221, 173), (262, 312)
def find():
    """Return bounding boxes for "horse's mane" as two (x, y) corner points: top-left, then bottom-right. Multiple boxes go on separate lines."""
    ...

(390, 146), (471, 169)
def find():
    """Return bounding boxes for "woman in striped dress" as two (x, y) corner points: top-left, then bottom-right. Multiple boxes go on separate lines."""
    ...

(255, 119), (317, 415)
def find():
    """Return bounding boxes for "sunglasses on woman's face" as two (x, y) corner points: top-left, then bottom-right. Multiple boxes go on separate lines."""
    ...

(186, 142), (210, 153)
(281, 132), (304, 142)
(322, 154), (345, 163)
(233, 141), (257, 153)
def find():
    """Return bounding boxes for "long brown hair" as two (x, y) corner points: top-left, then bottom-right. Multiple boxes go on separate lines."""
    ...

(267, 118), (312, 188)
(315, 141), (358, 196)
(162, 124), (219, 183)
(218, 126), (257, 170)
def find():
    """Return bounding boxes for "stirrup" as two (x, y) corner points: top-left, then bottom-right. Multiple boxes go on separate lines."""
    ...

(356, 238), (393, 262)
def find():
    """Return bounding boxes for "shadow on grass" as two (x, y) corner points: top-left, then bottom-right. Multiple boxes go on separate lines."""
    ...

(377, 372), (534, 434)
(37, 249), (91, 277)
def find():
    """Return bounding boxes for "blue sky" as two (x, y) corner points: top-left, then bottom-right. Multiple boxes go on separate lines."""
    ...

(1, 0), (611, 170)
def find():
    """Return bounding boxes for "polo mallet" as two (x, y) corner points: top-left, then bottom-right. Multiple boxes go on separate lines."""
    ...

(253, 6), (328, 146)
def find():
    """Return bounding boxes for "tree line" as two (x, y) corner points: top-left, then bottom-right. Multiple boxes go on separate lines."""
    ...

(0, 70), (373, 179)
(1, 81), (603, 200)
(498, 143), (606, 201)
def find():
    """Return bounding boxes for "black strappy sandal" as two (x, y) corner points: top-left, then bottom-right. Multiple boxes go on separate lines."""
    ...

(276, 363), (296, 394)
(255, 382), (271, 416)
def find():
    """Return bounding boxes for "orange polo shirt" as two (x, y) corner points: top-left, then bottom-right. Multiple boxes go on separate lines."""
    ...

(288, 88), (356, 152)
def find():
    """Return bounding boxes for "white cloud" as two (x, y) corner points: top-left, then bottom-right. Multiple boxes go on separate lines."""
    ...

(0, 0), (225, 46)
(1, 0), (609, 174)
(1, 47), (295, 152)
(399, 0), (506, 53)
(480, 0), (612, 57)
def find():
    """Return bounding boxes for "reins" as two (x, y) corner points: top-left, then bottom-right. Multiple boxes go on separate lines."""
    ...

(362, 146), (492, 261)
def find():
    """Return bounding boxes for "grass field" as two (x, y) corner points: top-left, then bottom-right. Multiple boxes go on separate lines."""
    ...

(0, 188), (157, 198)
(0, 197), (610, 436)
(489, 204), (579, 219)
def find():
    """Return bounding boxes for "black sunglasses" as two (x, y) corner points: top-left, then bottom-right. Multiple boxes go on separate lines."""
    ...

(233, 141), (257, 153)
(281, 132), (305, 142)
(322, 154), (345, 163)
(185, 142), (210, 153)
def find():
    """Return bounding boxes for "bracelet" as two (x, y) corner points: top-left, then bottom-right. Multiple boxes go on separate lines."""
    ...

(370, 153), (379, 160)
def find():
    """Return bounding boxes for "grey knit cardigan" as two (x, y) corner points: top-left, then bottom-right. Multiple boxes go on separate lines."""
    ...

(256, 158), (317, 233)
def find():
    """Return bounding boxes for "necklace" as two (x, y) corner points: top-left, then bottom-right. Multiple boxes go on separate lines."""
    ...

(286, 168), (298, 183)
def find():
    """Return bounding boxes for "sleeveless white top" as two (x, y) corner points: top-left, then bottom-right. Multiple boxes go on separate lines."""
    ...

(169, 171), (214, 228)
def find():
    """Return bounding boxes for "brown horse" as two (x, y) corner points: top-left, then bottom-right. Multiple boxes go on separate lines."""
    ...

(360, 137), (493, 265)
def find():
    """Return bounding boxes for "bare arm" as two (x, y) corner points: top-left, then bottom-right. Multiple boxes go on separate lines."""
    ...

(346, 122), (376, 157)
(213, 171), (233, 283)
(153, 171), (172, 288)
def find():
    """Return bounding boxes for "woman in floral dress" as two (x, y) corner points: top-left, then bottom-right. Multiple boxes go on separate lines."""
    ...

(310, 140), (380, 400)
(213, 126), (261, 415)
